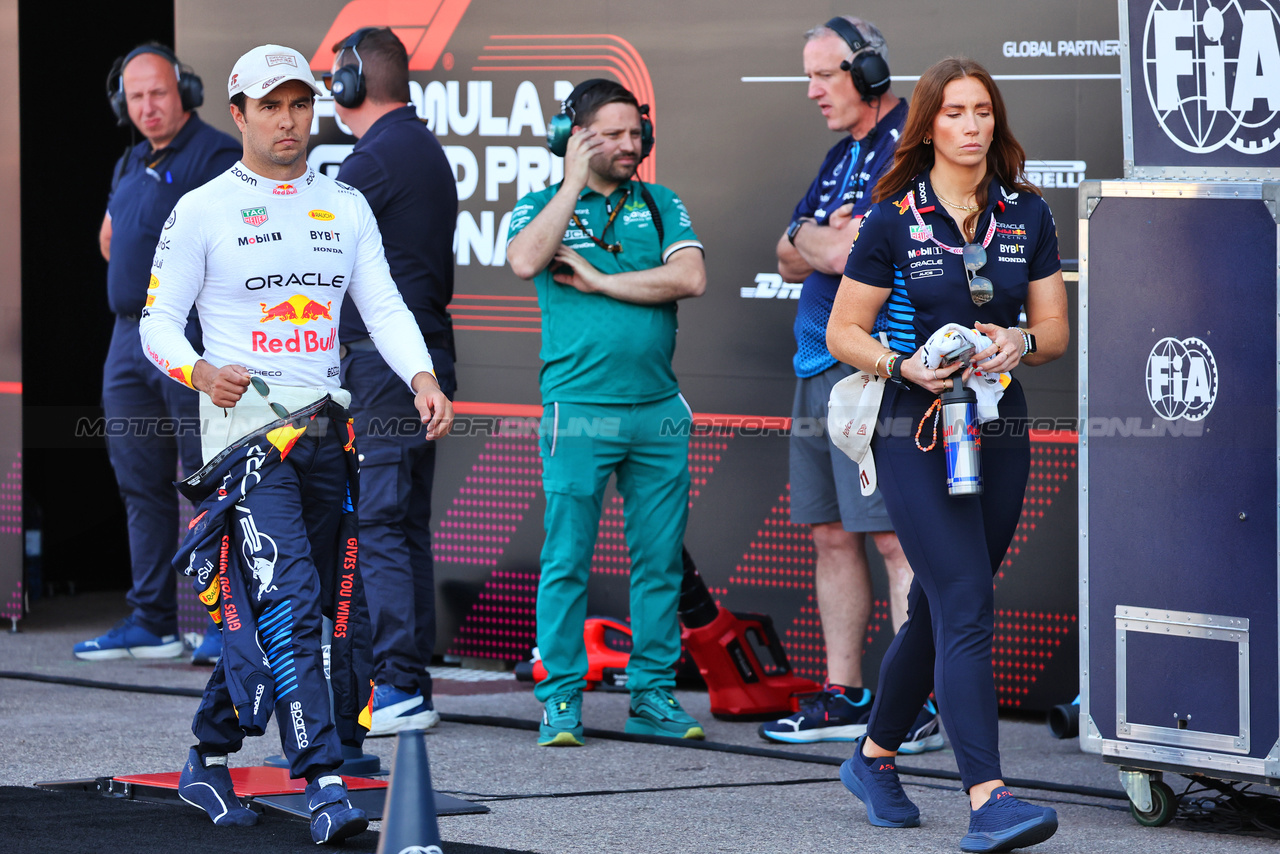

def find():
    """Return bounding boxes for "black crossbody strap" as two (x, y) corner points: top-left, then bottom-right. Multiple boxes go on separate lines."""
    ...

(636, 181), (664, 246)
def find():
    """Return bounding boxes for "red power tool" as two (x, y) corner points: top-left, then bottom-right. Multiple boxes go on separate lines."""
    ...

(678, 548), (819, 720)
(515, 616), (633, 690)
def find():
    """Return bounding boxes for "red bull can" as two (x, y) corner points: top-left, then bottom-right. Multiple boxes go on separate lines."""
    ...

(941, 385), (982, 496)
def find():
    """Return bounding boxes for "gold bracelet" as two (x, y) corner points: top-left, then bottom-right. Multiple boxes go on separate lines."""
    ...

(874, 352), (890, 378)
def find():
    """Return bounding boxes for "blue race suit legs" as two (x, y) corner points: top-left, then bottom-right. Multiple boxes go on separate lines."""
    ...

(102, 316), (203, 636)
(864, 381), (1029, 791)
(191, 422), (350, 779)
(342, 347), (456, 700)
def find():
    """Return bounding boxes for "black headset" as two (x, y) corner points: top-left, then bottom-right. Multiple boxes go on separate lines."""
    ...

(106, 43), (204, 127)
(329, 27), (379, 109)
(545, 78), (654, 161)
(823, 17), (891, 102)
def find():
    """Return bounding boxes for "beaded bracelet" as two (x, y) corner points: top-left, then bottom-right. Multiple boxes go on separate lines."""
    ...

(887, 354), (902, 380)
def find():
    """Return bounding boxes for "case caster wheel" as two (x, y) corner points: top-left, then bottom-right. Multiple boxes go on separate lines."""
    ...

(1130, 779), (1175, 827)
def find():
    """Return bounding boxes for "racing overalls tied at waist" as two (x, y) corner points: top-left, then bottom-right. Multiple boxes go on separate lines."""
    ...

(174, 396), (373, 777)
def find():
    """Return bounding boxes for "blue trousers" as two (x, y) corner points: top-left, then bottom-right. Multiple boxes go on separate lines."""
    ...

(341, 347), (456, 699)
(102, 316), (203, 636)
(191, 422), (350, 780)
(534, 396), (691, 702)
(865, 380), (1029, 791)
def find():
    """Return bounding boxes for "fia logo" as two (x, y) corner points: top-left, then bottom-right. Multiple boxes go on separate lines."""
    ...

(1142, 0), (1280, 155)
(1145, 337), (1217, 421)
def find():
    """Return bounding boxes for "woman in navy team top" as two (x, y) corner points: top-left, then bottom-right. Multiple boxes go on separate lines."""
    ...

(826, 56), (1069, 853)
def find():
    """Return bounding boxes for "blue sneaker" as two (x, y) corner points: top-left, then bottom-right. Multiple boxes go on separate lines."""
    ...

(839, 736), (921, 828)
(191, 630), (222, 666)
(899, 699), (945, 754)
(177, 748), (258, 827)
(73, 616), (184, 661)
(538, 690), (584, 746)
(368, 684), (440, 736)
(961, 787), (1058, 852)
(306, 775), (368, 844)
(625, 687), (705, 739)
(758, 686), (872, 743)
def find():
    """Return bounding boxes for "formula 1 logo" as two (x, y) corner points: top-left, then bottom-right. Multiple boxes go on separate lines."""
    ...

(1146, 336), (1218, 421)
(1142, 0), (1280, 154)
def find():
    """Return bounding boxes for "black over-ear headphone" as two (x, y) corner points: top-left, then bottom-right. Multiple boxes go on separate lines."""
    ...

(823, 17), (891, 102)
(545, 78), (654, 161)
(329, 27), (379, 109)
(106, 43), (204, 127)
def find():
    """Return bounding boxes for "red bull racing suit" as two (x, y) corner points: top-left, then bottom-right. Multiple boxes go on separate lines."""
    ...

(139, 161), (435, 781)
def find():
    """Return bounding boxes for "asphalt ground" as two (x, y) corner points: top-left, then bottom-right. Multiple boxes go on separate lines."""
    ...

(3, 591), (1279, 854)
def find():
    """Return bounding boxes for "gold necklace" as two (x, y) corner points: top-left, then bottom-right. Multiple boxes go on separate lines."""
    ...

(934, 191), (979, 212)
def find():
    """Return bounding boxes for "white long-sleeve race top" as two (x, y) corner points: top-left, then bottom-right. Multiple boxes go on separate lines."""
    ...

(139, 161), (433, 395)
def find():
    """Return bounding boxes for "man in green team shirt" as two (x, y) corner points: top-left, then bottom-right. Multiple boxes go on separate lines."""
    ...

(507, 79), (707, 746)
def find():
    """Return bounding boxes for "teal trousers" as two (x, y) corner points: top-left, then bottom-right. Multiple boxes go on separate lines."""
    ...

(534, 395), (691, 702)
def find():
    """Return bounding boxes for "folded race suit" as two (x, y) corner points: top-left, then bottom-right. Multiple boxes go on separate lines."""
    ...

(174, 396), (372, 741)
(828, 333), (889, 497)
(919, 323), (1011, 423)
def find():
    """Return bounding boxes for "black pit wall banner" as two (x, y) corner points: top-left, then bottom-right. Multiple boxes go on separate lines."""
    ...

(176, 0), (1120, 710)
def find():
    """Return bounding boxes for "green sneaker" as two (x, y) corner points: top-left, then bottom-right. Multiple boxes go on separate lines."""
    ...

(538, 691), (584, 746)
(625, 688), (705, 739)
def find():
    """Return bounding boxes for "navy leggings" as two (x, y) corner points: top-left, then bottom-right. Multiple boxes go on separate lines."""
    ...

(865, 379), (1029, 791)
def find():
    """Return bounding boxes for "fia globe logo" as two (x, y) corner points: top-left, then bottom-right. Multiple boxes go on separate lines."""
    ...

(1142, 0), (1280, 154)
(1146, 337), (1218, 421)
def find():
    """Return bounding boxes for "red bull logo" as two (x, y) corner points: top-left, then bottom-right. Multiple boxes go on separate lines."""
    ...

(259, 295), (333, 325)
(167, 364), (195, 388)
(252, 327), (337, 354)
(273, 183), (297, 196)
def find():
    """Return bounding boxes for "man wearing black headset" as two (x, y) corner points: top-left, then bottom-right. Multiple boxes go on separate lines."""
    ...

(325, 27), (457, 736)
(506, 79), (706, 747)
(761, 17), (941, 752)
(75, 45), (239, 664)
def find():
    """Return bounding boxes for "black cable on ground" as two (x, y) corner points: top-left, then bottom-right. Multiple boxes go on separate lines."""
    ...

(0, 670), (1128, 803)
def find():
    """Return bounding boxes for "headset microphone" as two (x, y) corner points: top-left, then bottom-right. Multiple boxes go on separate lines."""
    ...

(823, 17), (891, 102)
(545, 78), (654, 161)
(106, 43), (204, 127)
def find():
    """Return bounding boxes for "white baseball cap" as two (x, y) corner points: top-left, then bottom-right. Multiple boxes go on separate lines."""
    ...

(227, 44), (323, 99)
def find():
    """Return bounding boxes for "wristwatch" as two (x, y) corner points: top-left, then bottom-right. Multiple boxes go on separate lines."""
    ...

(786, 218), (810, 245)
(1019, 329), (1037, 356)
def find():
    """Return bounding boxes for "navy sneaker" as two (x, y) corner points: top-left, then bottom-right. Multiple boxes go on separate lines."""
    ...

(899, 699), (945, 754)
(625, 687), (705, 739)
(961, 787), (1058, 852)
(839, 736), (921, 828)
(191, 629), (222, 666)
(758, 686), (872, 743)
(306, 775), (368, 844)
(538, 690), (584, 746)
(73, 616), (184, 661)
(177, 748), (258, 827)
(368, 683), (440, 736)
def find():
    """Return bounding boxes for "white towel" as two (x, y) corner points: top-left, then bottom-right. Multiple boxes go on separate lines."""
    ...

(919, 323), (1011, 423)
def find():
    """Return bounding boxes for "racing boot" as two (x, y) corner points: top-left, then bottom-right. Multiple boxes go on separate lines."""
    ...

(177, 748), (258, 827)
(306, 774), (368, 844)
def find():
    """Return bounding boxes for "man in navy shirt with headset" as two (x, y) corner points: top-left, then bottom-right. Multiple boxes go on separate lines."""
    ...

(761, 16), (940, 750)
(75, 44), (240, 664)
(327, 27), (459, 735)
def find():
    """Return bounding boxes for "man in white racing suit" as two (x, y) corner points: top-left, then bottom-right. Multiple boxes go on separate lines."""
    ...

(139, 44), (452, 846)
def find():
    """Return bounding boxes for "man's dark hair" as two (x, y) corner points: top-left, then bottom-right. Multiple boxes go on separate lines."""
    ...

(229, 92), (246, 113)
(331, 27), (410, 104)
(572, 80), (640, 129)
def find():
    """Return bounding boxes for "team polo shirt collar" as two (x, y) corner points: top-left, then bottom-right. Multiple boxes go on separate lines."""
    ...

(577, 181), (631, 204)
(857, 98), (908, 147)
(147, 111), (204, 157)
(232, 161), (318, 197)
(910, 172), (1006, 243)
(356, 105), (420, 148)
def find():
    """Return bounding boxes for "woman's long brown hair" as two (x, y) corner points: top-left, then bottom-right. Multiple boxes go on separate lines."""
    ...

(873, 56), (1039, 238)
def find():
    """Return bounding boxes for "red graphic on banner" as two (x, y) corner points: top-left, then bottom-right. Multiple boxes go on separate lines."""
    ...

(475, 34), (658, 183)
(309, 0), (474, 71)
